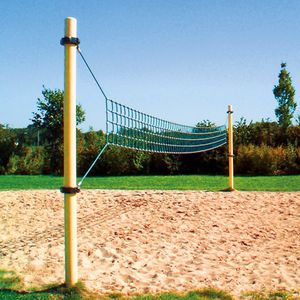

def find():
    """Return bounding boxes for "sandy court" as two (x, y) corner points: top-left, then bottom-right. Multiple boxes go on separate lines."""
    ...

(0, 189), (299, 297)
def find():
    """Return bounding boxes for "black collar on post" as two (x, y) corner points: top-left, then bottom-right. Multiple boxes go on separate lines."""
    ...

(60, 186), (80, 194)
(60, 36), (80, 46)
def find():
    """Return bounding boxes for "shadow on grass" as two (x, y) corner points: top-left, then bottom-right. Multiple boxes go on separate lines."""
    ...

(0, 283), (85, 300)
(0, 269), (98, 299)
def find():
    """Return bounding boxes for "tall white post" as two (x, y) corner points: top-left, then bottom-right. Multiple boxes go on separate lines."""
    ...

(62, 17), (78, 287)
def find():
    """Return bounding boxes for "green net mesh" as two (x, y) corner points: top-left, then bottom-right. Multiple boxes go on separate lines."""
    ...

(106, 99), (227, 154)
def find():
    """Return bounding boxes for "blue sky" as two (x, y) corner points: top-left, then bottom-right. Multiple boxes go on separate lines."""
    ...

(1, 0), (300, 131)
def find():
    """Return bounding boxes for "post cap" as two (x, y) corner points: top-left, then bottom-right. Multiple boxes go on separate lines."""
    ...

(65, 17), (77, 36)
(227, 104), (233, 114)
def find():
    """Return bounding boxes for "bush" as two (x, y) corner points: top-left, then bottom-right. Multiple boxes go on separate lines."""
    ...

(6, 146), (45, 175)
(235, 144), (300, 175)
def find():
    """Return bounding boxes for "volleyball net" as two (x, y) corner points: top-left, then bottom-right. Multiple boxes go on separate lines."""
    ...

(106, 98), (227, 154)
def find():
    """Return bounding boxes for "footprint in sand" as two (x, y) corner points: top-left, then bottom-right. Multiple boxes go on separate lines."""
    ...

(94, 247), (113, 259)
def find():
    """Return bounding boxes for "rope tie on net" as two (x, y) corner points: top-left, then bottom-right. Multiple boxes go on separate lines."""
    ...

(77, 46), (227, 187)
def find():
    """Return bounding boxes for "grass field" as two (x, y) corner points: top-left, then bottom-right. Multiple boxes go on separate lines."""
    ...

(0, 174), (299, 191)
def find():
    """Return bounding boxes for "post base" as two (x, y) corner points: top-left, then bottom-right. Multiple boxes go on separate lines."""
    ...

(220, 188), (236, 192)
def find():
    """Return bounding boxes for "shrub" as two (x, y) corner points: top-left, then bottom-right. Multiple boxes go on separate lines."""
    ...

(235, 144), (299, 175)
(6, 146), (45, 175)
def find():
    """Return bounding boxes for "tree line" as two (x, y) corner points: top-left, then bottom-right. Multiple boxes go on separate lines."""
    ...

(1, 63), (300, 176)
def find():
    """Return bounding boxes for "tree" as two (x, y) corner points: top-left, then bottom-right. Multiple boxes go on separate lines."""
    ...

(196, 119), (216, 128)
(31, 87), (85, 174)
(0, 124), (18, 174)
(273, 63), (297, 129)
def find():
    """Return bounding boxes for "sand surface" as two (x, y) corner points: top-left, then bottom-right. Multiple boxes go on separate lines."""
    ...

(0, 189), (299, 296)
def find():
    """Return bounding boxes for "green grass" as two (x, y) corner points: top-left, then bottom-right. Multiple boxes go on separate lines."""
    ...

(0, 270), (92, 299)
(0, 270), (235, 299)
(0, 270), (298, 299)
(0, 175), (300, 191)
(240, 290), (299, 300)
(0, 270), (21, 290)
(0, 284), (88, 299)
(131, 289), (233, 300)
